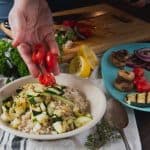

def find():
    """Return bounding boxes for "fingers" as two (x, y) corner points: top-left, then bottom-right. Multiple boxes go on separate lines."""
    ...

(9, 10), (26, 47)
(18, 43), (40, 77)
(45, 31), (60, 55)
(45, 33), (60, 75)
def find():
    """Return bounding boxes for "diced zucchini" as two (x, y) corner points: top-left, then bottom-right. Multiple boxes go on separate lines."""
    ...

(85, 113), (93, 119)
(2, 97), (13, 110)
(51, 95), (74, 106)
(40, 103), (46, 111)
(33, 122), (41, 132)
(47, 103), (54, 116)
(51, 115), (62, 123)
(34, 97), (42, 103)
(10, 118), (21, 129)
(2, 105), (8, 112)
(53, 109), (62, 117)
(26, 90), (39, 96)
(1, 112), (11, 122)
(32, 110), (42, 116)
(74, 116), (92, 128)
(35, 112), (49, 125)
(34, 84), (45, 93)
(14, 100), (27, 116)
(27, 95), (36, 105)
(52, 121), (63, 133)
(54, 85), (66, 90)
(45, 87), (64, 95)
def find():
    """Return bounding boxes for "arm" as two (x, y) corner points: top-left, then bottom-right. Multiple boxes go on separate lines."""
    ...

(9, 0), (60, 77)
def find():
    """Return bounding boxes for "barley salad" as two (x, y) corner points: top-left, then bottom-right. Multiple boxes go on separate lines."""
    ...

(0, 83), (92, 134)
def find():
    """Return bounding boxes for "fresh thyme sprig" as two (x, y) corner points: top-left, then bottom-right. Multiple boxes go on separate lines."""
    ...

(85, 119), (121, 150)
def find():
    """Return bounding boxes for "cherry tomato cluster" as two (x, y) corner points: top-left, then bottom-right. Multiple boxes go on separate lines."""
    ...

(133, 68), (150, 92)
(63, 20), (93, 38)
(32, 44), (58, 86)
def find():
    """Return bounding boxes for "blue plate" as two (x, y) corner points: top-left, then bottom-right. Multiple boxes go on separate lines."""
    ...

(101, 43), (150, 112)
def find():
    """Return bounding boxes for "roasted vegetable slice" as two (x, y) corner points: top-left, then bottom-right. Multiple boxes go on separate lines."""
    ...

(125, 92), (150, 107)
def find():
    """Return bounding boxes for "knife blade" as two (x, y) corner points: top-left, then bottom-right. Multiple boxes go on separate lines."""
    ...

(53, 11), (106, 24)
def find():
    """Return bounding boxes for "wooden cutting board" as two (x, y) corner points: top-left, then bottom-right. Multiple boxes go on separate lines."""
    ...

(1, 4), (150, 62)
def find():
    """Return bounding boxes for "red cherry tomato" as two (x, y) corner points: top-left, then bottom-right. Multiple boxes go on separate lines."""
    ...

(137, 82), (150, 92)
(46, 51), (58, 71)
(134, 76), (147, 86)
(32, 44), (46, 65)
(38, 73), (56, 86)
(133, 68), (144, 77)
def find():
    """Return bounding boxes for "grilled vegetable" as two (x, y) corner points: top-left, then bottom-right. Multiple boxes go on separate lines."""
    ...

(125, 92), (150, 107)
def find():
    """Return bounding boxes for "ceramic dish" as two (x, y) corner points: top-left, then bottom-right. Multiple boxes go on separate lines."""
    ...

(101, 43), (150, 112)
(0, 73), (106, 140)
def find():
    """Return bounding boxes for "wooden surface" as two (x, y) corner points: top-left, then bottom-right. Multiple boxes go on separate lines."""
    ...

(1, 4), (150, 62)
(55, 3), (150, 61)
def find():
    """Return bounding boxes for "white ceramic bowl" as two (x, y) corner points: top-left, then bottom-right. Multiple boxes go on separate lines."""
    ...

(0, 74), (106, 140)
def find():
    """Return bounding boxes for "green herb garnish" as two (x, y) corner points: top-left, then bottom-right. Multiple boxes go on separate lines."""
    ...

(85, 119), (120, 150)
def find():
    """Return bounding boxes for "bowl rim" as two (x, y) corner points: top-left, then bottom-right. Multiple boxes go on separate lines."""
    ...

(0, 74), (106, 140)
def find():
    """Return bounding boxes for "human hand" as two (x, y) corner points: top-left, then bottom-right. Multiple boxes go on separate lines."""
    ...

(9, 0), (60, 77)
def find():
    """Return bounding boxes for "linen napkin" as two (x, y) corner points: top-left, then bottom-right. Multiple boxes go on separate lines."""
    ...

(0, 67), (142, 150)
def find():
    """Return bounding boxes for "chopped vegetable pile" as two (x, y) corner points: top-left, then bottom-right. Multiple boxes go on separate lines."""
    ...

(1, 83), (92, 134)
(55, 20), (94, 53)
(0, 39), (29, 78)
